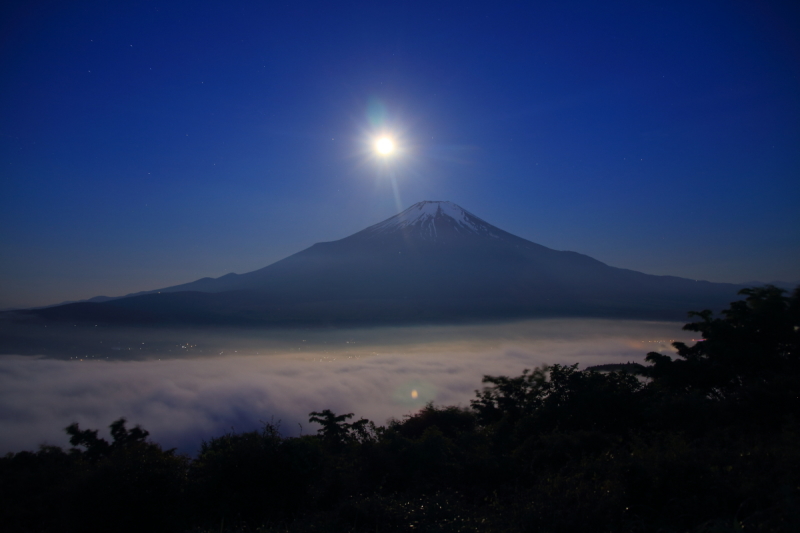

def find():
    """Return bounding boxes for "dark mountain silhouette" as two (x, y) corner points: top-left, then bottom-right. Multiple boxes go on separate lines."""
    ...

(18, 201), (743, 325)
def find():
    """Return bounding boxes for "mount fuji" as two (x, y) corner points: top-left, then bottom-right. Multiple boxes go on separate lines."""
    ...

(24, 201), (743, 325)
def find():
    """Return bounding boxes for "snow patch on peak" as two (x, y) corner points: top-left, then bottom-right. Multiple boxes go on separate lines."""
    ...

(366, 201), (498, 240)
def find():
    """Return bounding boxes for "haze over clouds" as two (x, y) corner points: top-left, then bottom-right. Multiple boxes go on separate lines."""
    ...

(0, 319), (689, 455)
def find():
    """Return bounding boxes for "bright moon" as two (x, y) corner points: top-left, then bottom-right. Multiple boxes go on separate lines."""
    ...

(375, 137), (395, 155)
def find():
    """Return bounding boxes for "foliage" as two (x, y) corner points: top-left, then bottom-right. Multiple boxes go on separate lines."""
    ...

(473, 363), (645, 432)
(65, 417), (151, 461)
(644, 285), (800, 398)
(309, 409), (378, 447)
(188, 421), (322, 527)
(2, 286), (799, 532)
(1, 418), (188, 533)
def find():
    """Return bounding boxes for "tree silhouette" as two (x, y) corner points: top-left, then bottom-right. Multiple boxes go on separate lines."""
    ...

(65, 417), (149, 461)
(645, 285), (800, 398)
(309, 409), (376, 447)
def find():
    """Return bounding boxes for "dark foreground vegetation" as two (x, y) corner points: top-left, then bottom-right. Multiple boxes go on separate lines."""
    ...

(2, 286), (798, 532)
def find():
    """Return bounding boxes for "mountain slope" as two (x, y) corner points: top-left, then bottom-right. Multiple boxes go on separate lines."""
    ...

(23, 201), (744, 325)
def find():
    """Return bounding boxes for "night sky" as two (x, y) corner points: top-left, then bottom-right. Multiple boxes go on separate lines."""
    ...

(2, 0), (798, 309)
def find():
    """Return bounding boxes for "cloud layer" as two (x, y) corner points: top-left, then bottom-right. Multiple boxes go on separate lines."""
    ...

(0, 319), (687, 455)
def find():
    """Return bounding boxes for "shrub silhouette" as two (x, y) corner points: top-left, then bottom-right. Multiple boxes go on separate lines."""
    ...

(188, 421), (321, 527)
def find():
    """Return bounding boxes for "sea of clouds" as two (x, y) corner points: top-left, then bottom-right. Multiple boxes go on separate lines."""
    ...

(0, 318), (689, 455)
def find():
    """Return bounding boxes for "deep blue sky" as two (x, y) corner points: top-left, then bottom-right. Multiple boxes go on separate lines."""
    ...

(2, 0), (798, 309)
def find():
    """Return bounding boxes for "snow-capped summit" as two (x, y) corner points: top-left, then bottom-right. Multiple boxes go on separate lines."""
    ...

(362, 201), (501, 241)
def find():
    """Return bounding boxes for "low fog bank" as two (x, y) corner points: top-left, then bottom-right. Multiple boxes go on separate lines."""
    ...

(0, 319), (691, 455)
